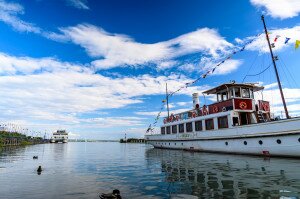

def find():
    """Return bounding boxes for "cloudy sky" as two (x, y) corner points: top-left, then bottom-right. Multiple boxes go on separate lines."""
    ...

(0, 0), (300, 139)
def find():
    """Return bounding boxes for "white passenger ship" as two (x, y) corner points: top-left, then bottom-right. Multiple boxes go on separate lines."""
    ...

(50, 130), (68, 143)
(145, 16), (300, 157)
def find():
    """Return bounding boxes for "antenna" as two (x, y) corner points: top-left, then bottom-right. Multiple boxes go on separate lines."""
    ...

(261, 15), (289, 119)
(166, 83), (170, 119)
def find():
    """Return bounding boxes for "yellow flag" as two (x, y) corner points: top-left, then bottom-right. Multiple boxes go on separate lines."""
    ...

(296, 40), (300, 50)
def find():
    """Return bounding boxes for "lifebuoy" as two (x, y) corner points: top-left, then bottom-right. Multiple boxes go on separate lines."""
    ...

(212, 105), (218, 113)
(222, 107), (227, 112)
(239, 101), (247, 109)
(263, 103), (269, 111)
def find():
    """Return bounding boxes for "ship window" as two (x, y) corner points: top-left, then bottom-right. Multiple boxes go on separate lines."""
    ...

(259, 140), (263, 145)
(250, 89), (254, 99)
(218, 116), (228, 129)
(179, 124), (184, 133)
(229, 89), (234, 98)
(161, 127), (165, 134)
(242, 88), (250, 98)
(205, 119), (214, 130)
(244, 141), (247, 145)
(225, 142), (228, 146)
(166, 126), (171, 134)
(172, 125), (177, 134)
(222, 92), (228, 101)
(186, 122), (193, 132)
(195, 121), (202, 131)
(234, 87), (241, 97)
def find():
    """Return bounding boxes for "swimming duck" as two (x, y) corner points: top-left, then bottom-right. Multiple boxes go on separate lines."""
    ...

(37, 166), (42, 173)
(99, 189), (122, 199)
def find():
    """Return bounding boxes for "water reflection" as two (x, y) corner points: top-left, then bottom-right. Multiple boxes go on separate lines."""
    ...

(145, 148), (300, 198)
(1, 143), (300, 199)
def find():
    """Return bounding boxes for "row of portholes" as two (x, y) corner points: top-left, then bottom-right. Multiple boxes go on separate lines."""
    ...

(224, 138), (300, 146)
(156, 138), (300, 147)
(156, 142), (184, 146)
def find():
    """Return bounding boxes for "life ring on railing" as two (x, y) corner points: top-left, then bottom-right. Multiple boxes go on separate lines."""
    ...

(239, 101), (247, 110)
(212, 105), (218, 113)
(263, 103), (270, 112)
(222, 107), (227, 112)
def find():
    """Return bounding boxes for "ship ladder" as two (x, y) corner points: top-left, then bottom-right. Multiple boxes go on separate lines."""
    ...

(257, 111), (266, 123)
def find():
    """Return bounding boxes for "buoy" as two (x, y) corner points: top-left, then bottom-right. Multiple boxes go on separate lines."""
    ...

(33, 156), (38, 159)
(100, 189), (122, 199)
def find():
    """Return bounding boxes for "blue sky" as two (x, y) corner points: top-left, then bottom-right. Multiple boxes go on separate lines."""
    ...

(0, 0), (300, 139)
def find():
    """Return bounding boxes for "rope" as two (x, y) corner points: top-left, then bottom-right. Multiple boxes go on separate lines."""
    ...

(242, 62), (272, 83)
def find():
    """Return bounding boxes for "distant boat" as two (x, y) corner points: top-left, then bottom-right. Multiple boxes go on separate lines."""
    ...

(145, 16), (300, 158)
(50, 130), (68, 143)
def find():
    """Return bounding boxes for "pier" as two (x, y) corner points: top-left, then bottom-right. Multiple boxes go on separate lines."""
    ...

(120, 138), (145, 143)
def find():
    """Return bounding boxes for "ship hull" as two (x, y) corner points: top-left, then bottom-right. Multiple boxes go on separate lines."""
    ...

(145, 118), (300, 157)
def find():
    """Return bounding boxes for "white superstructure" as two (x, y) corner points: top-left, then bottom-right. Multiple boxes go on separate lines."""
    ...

(50, 130), (68, 143)
(145, 83), (300, 157)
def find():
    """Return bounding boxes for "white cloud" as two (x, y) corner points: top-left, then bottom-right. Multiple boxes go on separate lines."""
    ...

(60, 24), (233, 69)
(178, 63), (197, 73)
(156, 61), (178, 70)
(250, 0), (300, 19)
(0, 52), (84, 75)
(65, 0), (89, 10)
(0, 53), (207, 130)
(0, 0), (41, 33)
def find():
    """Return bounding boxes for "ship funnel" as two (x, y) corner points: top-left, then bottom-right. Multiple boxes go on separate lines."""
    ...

(192, 93), (200, 109)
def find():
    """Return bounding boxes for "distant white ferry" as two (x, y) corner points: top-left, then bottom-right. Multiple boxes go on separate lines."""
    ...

(50, 130), (68, 143)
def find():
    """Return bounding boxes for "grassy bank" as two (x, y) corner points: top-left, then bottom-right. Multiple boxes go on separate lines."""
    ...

(0, 131), (43, 147)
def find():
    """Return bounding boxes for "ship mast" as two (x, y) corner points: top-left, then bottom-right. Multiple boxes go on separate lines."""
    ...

(261, 15), (289, 119)
(166, 83), (170, 119)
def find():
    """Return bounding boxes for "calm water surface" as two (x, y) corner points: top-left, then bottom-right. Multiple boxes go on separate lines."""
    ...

(0, 142), (300, 199)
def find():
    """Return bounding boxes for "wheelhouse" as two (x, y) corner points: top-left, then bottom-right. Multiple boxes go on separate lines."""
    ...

(161, 82), (271, 135)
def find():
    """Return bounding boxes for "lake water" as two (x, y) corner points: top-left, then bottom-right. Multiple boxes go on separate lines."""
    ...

(0, 142), (300, 199)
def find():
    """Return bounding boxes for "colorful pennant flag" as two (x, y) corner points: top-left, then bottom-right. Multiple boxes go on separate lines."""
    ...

(285, 37), (291, 44)
(296, 40), (300, 50)
(274, 35), (281, 42)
